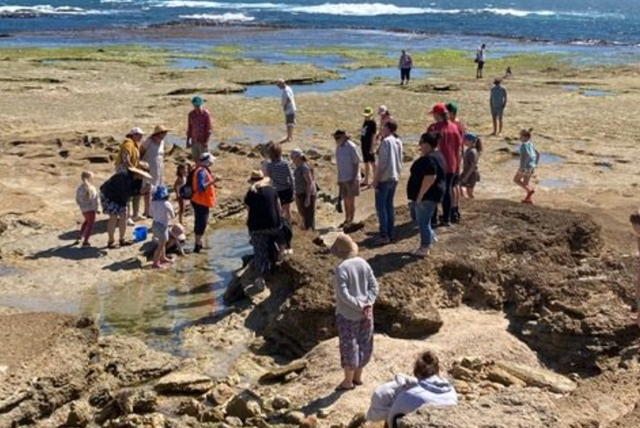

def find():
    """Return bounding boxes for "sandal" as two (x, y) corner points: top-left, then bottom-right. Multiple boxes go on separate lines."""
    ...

(119, 239), (134, 247)
(335, 384), (355, 392)
(107, 241), (118, 249)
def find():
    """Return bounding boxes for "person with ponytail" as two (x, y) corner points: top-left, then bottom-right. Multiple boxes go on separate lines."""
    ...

(460, 133), (483, 199)
(75, 171), (99, 247)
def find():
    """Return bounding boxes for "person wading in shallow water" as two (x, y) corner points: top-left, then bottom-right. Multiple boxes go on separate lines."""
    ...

(398, 50), (413, 85)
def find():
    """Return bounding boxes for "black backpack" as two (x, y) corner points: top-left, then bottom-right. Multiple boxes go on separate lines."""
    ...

(179, 168), (197, 200)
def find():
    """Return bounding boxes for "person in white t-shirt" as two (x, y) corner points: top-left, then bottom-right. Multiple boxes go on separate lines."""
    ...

(475, 43), (486, 79)
(277, 78), (296, 144)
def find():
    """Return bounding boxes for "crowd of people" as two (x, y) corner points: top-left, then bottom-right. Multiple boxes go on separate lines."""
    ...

(71, 48), (548, 422)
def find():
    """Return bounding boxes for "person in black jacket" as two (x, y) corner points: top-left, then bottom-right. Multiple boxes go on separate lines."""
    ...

(243, 170), (282, 296)
(406, 133), (446, 257)
(100, 165), (152, 249)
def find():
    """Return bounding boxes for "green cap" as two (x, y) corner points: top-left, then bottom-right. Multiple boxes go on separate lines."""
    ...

(191, 96), (205, 107)
(446, 102), (459, 114)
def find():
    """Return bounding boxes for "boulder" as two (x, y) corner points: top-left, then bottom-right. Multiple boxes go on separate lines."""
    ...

(496, 362), (577, 393)
(65, 401), (92, 427)
(271, 396), (291, 410)
(225, 390), (264, 420)
(155, 371), (214, 395)
(259, 361), (308, 383)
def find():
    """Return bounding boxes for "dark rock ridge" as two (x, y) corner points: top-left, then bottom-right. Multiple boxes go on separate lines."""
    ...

(229, 199), (636, 374)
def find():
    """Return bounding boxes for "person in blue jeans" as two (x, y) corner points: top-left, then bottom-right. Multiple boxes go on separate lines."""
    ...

(407, 133), (447, 257)
(372, 120), (403, 244)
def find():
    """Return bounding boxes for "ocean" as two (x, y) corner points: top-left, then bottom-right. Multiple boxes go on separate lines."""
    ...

(1, 0), (639, 45)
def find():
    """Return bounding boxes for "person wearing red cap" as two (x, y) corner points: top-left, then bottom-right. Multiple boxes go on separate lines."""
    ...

(427, 104), (463, 226)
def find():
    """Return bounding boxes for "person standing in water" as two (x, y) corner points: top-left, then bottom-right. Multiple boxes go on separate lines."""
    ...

(398, 50), (414, 85)
(277, 79), (297, 144)
(475, 44), (486, 79)
(514, 129), (539, 204)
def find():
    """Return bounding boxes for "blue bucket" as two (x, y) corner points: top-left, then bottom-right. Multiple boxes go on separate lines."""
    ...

(133, 225), (148, 242)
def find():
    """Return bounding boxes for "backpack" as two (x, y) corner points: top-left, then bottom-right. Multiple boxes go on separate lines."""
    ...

(179, 168), (197, 200)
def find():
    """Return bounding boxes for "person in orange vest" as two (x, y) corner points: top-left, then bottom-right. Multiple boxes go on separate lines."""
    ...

(191, 152), (217, 253)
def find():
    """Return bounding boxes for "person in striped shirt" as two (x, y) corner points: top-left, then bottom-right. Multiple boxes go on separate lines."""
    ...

(265, 142), (295, 220)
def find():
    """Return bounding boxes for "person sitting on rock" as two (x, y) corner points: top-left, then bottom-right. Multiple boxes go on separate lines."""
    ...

(369, 350), (458, 428)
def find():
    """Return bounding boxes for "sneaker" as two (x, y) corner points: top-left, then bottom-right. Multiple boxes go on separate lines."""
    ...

(126, 218), (135, 226)
(132, 214), (147, 222)
(374, 236), (391, 245)
(411, 247), (430, 257)
(243, 278), (266, 297)
(193, 244), (202, 254)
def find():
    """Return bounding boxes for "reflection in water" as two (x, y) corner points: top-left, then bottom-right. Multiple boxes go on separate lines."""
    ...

(88, 228), (251, 355)
(245, 67), (427, 98)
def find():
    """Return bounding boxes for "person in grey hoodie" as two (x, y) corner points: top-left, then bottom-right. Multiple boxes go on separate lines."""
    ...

(384, 350), (458, 428)
(371, 119), (403, 244)
(330, 233), (379, 391)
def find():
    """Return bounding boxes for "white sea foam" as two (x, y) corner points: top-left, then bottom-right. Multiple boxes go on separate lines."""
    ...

(160, 1), (284, 9)
(289, 3), (434, 16)
(152, 1), (620, 19)
(0, 5), (115, 16)
(179, 12), (256, 22)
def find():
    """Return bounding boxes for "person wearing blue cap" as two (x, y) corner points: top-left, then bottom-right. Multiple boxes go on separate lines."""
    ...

(460, 133), (483, 199)
(186, 96), (213, 165)
(150, 185), (176, 269)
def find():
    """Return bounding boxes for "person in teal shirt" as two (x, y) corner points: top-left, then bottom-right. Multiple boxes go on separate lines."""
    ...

(513, 128), (539, 204)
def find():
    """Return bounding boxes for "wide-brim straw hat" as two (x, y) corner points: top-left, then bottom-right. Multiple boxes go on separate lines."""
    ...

(128, 166), (153, 180)
(151, 125), (169, 136)
(330, 233), (359, 259)
(248, 170), (265, 183)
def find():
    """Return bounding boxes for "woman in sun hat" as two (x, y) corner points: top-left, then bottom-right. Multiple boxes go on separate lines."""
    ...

(115, 127), (146, 222)
(100, 163), (152, 249)
(141, 125), (169, 217)
(191, 152), (217, 253)
(331, 233), (379, 391)
(361, 107), (377, 186)
(376, 105), (393, 144)
(243, 170), (282, 296)
(290, 149), (317, 231)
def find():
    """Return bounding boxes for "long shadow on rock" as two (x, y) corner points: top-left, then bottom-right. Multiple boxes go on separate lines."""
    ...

(28, 243), (107, 261)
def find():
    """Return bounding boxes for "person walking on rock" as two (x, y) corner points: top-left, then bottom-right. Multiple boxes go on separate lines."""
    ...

(514, 128), (539, 204)
(398, 50), (413, 85)
(475, 43), (486, 79)
(191, 152), (217, 253)
(331, 233), (378, 391)
(187, 96), (213, 164)
(334, 130), (361, 227)
(75, 170), (99, 248)
(372, 119), (403, 244)
(277, 79), (297, 144)
(490, 79), (508, 136)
